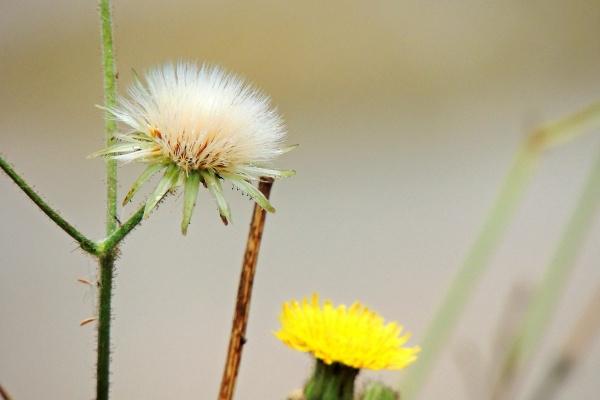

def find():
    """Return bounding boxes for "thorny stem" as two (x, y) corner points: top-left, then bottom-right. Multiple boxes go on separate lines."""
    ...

(98, 0), (119, 399)
(218, 178), (274, 400)
(493, 146), (600, 400)
(0, 155), (99, 254)
(399, 102), (600, 400)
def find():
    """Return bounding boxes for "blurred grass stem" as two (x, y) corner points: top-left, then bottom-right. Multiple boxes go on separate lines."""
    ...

(494, 146), (600, 399)
(399, 102), (600, 400)
(399, 141), (538, 400)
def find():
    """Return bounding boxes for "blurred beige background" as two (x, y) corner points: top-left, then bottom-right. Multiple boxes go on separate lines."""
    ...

(2, 1), (600, 399)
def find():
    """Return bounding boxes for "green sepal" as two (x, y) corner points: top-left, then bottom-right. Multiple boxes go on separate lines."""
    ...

(201, 169), (231, 225)
(359, 382), (398, 400)
(222, 173), (275, 213)
(181, 171), (201, 235)
(123, 163), (166, 205)
(241, 165), (296, 179)
(87, 143), (146, 159)
(114, 132), (153, 143)
(304, 359), (358, 400)
(143, 164), (180, 218)
(280, 143), (299, 154)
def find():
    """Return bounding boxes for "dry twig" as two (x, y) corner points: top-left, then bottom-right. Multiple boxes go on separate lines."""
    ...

(218, 178), (274, 400)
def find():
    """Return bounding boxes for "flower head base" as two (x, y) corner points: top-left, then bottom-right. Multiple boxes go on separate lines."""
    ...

(91, 62), (294, 233)
(275, 294), (420, 371)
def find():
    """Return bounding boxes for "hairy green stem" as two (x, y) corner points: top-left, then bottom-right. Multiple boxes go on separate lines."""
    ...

(0, 155), (99, 254)
(98, 1), (119, 399)
(96, 252), (115, 400)
(100, 0), (118, 235)
(494, 147), (600, 398)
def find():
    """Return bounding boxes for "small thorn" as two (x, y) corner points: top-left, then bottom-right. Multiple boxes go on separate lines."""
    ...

(80, 317), (97, 326)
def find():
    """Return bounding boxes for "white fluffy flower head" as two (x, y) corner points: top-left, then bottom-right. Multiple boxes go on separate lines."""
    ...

(93, 62), (294, 233)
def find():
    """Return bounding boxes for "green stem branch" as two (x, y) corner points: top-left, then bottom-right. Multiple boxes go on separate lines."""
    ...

(0, 155), (98, 254)
(99, 206), (145, 252)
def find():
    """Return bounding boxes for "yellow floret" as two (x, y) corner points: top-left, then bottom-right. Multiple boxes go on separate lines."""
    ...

(275, 294), (420, 370)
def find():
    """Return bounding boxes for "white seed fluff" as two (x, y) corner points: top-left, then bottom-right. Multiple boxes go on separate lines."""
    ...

(109, 62), (287, 173)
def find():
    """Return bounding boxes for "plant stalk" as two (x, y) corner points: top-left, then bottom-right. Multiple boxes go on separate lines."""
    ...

(100, 0), (118, 235)
(218, 178), (274, 400)
(97, 1), (119, 399)
(96, 252), (116, 400)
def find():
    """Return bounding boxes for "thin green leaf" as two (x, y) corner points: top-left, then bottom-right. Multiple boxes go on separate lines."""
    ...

(181, 171), (201, 235)
(222, 173), (275, 213)
(123, 163), (166, 205)
(143, 164), (180, 218)
(202, 170), (231, 225)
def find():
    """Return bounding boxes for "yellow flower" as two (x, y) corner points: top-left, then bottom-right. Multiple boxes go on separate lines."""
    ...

(275, 294), (420, 370)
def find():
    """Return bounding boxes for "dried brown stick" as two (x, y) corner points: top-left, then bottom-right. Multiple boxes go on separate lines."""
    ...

(218, 178), (274, 400)
(0, 384), (13, 400)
